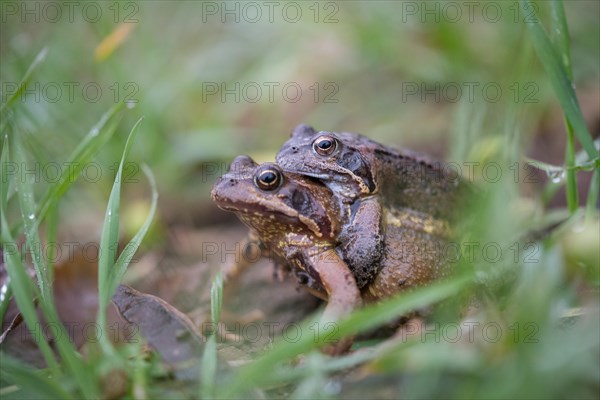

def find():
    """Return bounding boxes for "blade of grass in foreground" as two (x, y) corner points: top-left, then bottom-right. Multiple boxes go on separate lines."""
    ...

(45, 204), (59, 276)
(0, 354), (74, 400)
(6, 102), (125, 241)
(0, 283), (12, 327)
(520, 0), (598, 161)
(11, 136), (98, 398)
(97, 118), (158, 355)
(586, 169), (599, 223)
(581, 141), (600, 219)
(11, 138), (51, 298)
(0, 47), (48, 114)
(225, 275), (469, 396)
(550, 0), (577, 212)
(549, 0), (572, 77)
(106, 163), (158, 298)
(0, 138), (58, 371)
(200, 272), (223, 399)
(0, 138), (12, 326)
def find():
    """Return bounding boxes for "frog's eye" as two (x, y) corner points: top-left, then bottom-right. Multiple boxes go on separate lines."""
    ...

(313, 135), (338, 157)
(254, 166), (283, 191)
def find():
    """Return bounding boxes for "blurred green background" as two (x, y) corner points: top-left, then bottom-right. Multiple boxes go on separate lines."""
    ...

(2, 1), (598, 211)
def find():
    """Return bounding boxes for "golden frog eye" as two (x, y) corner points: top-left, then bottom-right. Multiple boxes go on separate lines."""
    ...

(312, 135), (338, 156)
(254, 166), (283, 191)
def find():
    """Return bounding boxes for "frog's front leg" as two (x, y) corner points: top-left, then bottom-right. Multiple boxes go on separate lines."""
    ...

(223, 231), (264, 283)
(221, 232), (269, 327)
(339, 196), (384, 288)
(308, 248), (362, 355)
(222, 232), (266, 304)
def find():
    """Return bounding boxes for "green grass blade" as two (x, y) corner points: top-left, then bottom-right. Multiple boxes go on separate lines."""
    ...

(0, 239), (57, 370)
(6, 102), (125, 241)
(0, 47), (48, 114)
(11, 138), (50, 299)
(266, 346), (380, 383)
(107, 164), (158, 298)
(37, 300), (99, 399)
(0, 281), (12, 327)
(35, 103), (125, 223)
(130, 341), (148, 400)
(45, 203), (59, 276)
(575, 139), (600, 165)
(226, 275), (469, 395)
(1, 138), (11, 216)
(549, 0), (572, 79)
(549, 1), (577, 212)
(199, 335), (217, 399)
(97, 117), (148, 352)
(200, 272), (223, 398)
(564, 122), (578, 212)
(210, 272), (223, 325)
(9, 135), (99, 399)
(0, 353), (74, 400)
(520, 0), (598, 160)
(0, 137), (13, 327)
(586, 169), (599, 223)
(0, 138), (58, 370)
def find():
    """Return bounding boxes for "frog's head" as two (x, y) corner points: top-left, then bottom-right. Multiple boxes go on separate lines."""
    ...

(276, 124), (377, 200)
(211, 155), (339, 240)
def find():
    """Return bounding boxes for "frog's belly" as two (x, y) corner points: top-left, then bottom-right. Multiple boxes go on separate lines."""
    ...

(362, 225), (450, 303)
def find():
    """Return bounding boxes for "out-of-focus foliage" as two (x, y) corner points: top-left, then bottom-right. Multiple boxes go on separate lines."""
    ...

(2, 1), (597, 198)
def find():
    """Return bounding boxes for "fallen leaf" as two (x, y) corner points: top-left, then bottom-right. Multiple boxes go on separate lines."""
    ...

(112, 285), (206, 381)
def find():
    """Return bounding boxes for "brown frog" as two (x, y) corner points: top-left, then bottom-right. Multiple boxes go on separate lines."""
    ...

(211, 156), (452, 351)
(211, 155), (362, 334)
(276, 124), (468, 288)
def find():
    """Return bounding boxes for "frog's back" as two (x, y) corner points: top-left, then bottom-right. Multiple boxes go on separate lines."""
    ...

(372, 145), (471, 221)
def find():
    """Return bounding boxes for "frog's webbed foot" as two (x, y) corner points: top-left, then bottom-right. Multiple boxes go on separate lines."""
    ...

(339, 196), (384, 288)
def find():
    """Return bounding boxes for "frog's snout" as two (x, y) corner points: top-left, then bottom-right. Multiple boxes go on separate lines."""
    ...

(210, 180), (222, 202)
(210, 175), (232, 201)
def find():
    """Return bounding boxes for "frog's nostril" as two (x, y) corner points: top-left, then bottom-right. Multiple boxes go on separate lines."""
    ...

(291, 146), (299, 153)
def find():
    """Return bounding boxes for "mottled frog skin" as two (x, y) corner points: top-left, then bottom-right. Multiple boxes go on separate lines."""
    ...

(276, 124), (467, 288)
(362, 207), (451, 302)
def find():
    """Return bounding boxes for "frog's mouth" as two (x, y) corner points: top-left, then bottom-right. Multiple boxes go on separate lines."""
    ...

(213, 196), (323, 238)
(215, 203), (242, 212)
(277, 168), (343, 183)
(296, 171), (331, 180)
